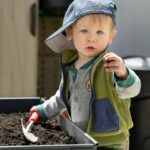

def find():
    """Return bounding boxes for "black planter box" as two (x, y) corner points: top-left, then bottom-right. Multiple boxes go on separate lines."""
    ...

(0, 97), (98, 150)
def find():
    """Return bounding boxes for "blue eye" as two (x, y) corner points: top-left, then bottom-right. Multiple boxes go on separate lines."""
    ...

(80, 29), (88, 33)
(97, 30), (103, 35)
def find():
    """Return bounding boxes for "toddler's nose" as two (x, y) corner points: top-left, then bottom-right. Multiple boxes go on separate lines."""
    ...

(87, 34), (96, 43)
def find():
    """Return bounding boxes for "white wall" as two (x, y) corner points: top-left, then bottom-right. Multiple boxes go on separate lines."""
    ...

(111, 0), (150, 57)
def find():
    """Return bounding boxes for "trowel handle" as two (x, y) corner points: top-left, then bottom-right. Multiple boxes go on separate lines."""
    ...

(28, 112), (40, 123)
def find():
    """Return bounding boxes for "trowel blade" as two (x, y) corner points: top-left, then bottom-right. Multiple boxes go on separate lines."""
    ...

(21, 118), (38, 143)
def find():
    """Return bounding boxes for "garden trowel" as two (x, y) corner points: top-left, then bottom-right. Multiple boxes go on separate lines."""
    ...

(21, 112), (39, 143)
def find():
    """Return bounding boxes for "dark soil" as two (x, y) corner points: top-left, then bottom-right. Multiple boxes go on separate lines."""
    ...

(0, 112), (76, 146)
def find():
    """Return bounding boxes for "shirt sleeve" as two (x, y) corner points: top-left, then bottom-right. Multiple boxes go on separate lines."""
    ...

(36, 77), (67, 119)
(113, 67), (141, 99)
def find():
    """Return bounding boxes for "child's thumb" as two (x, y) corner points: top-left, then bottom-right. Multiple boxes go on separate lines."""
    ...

(30, 106), (37, 114)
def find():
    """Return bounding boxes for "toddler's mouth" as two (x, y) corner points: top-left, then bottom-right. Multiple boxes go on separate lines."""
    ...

(88, 46), (94, 49)
(86, 46), (95, 51)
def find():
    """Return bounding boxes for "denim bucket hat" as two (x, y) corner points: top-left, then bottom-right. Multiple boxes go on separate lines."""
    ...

(45, 0), (117, 53)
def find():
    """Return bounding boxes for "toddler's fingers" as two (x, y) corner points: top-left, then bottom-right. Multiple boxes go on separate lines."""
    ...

(104, 60), (119, 67)
(30, 106), (37, 114)
(105, 66), (119, 72)
(103, 53), (117, 61)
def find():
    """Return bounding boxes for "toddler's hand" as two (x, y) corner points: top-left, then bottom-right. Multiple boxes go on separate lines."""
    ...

(30, 105), (48, 122)
(103, 53), (128, 80)
(30, 106), (37, 114)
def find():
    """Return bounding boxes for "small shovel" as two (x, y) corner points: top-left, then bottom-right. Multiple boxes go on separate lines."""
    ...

(21, 112), (40, 143)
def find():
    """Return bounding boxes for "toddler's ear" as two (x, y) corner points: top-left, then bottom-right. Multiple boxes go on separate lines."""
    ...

(65, 28), (73, 41)
(108, 29), (117, 44)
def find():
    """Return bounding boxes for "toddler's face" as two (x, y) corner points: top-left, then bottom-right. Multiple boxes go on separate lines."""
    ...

(66, 14), (116, 60)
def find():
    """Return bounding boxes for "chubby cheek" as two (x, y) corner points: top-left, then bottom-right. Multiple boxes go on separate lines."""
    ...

(74, 41), (83, 52)
(97, 37), (109, 49)
(73, 36), (85, 49)
(96, 43), (106, 51)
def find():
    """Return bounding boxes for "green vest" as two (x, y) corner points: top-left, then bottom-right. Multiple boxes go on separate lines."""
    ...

(61, 49), (133, 146)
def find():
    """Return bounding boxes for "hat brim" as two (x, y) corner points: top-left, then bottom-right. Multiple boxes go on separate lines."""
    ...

(45, 19), (76, 53)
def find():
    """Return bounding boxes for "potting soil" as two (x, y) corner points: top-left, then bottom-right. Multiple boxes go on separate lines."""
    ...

(0, 112), (76, 146)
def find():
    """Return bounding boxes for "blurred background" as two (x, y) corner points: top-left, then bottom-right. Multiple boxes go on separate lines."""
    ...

(0, 0), (150, 97)
(0, 0), (150, 149)
(0, 0), (72, 98)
